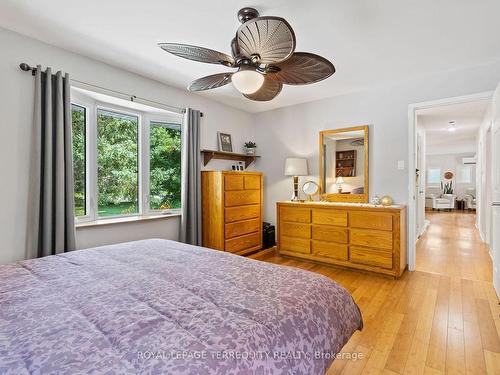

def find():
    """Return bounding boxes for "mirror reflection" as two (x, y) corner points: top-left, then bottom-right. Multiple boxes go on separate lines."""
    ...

(320, 126), (368, 202)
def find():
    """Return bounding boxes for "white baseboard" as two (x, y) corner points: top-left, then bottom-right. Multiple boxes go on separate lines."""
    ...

(417, 220), (430, 238)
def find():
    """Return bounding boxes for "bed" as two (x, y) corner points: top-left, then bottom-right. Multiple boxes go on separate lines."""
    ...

(0, 239), (362, 375)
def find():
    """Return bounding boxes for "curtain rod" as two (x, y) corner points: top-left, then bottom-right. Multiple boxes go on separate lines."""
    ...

(19, 63), (204, 117)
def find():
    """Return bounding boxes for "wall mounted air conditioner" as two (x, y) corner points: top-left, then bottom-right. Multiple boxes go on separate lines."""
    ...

(462, 156), (476, 165)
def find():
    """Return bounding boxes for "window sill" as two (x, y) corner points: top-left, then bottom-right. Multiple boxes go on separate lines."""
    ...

(76, 213), (181, 229)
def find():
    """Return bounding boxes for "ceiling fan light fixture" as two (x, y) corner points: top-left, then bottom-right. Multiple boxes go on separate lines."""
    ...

(231, 68), (264, 94)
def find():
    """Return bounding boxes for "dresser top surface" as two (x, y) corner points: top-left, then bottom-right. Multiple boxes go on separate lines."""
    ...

(202, 170), (262, 176)
(277, 200), (406, 211)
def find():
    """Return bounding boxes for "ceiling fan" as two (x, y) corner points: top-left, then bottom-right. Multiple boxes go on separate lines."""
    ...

(158, 7), (335, 101)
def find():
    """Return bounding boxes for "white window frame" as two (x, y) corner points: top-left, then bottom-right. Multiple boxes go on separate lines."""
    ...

(95, 103), (142, 220)
(426, 168), (441, 186)
(71, 92), (183, 223)
(143, 114), (183, 216)
(70, 102), (92, 223)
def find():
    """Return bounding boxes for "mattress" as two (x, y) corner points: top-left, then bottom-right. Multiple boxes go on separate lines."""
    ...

(0, 239), (362, 374)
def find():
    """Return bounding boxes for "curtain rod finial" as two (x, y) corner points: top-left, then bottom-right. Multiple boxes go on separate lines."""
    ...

(20, 63), (36, 75)
(19, 63), (31, 71)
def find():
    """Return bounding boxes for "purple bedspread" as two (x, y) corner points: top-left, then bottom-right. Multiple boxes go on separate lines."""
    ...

(0, 239), (362, 375)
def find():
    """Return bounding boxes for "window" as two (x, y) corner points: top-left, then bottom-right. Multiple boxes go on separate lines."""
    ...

(71, 94), (182, 222)
(71, 104), (87, 217)
(427, 168), (441, 185)
(149, 121), (181, 210)
(457, 166), (472, 184)
(97, 109), (139, 217)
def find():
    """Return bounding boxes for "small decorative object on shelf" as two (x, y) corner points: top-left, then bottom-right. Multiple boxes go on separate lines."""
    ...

(380, 195), (393, 206)
(244, 141), (257, 156)
(371, 195), (381, 205)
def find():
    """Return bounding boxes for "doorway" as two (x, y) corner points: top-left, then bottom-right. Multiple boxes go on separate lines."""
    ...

(407, 92), (492, 270)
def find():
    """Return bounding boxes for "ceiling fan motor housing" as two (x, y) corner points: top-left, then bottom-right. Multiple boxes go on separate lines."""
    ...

(237, 7), (260, 23)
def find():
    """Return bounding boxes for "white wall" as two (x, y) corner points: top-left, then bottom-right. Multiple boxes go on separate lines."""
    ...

(425, 153), (476, 197)
(426, 139), (477, 155)
(253, 61), (500, 224)
(0, 27), (256, 264)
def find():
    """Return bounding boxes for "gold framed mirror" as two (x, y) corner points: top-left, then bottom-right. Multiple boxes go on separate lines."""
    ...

(319, 125), (369, 203)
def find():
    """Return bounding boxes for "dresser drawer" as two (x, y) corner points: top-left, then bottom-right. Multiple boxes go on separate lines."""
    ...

(244, 175), (261, 190)
(280, 222), (311, 239)
(312, 240), (348, 261)
(350, 228), (393, 250)
(225, 205), (260, 223)
(225, 232), (260, 253)
(225, 218), (260, 239)
(224, 175), (244, 191)
(225, 190), (260, 207)
(350, 246), (393, 269)
(350, 211), (393, 231)
(280, 207), (311, 223)
(312, 209), (348, 227)
(280, 236), (310, 254)
(312, 225), (348, 243)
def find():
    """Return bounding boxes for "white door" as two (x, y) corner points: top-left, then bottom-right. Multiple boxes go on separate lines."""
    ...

(491, 108), (500, 204)
(492, 85), (500, 296)
(416, 132), (426, 236)
(493, 206), (500, 295)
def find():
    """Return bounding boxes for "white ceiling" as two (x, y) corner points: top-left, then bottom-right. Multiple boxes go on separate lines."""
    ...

(417, 99), (489, 154)
(1, 0), (500, 113)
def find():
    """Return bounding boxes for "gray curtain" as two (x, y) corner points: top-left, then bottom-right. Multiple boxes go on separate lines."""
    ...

(26, 66), (76, 259)
(179, 108), (202, 245)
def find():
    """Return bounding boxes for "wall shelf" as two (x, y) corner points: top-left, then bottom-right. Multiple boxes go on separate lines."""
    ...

(201, 149), (261, 168)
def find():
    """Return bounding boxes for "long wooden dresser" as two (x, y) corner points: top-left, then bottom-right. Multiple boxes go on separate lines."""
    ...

(277, 201), (407, 278)
(202, 171), (263, 255)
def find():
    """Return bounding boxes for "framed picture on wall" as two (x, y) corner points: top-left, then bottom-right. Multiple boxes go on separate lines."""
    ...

(218, 132), (233, 152)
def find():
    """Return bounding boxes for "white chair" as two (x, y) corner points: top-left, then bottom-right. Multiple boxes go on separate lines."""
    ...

(429, 194), (456, 211)
(464, 188), (476, 210)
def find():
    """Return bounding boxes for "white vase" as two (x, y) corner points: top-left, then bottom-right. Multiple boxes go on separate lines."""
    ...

(245, 147), (256, 155)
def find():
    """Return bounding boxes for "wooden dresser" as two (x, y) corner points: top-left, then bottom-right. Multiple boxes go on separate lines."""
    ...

(202, 171), (263, 255)
(277, 201), (407, 278)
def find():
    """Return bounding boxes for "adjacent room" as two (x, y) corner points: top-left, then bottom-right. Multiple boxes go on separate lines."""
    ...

(414, 98), (491, 281)
(1, 1), (500, 374)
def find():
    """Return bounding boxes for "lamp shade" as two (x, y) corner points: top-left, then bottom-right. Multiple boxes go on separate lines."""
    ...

(336, 176), (345, 184)
(284, 158), (308, 176)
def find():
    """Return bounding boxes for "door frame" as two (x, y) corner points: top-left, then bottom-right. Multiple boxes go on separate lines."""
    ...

(407, 91), (493, 271)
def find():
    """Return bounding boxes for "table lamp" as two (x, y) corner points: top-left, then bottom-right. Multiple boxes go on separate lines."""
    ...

(336, 176), (345, 193)
(284, 158), (308, 201)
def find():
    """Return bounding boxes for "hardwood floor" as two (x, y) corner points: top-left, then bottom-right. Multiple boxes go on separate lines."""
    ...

(417, 210), (492, 282)
(250, 211), (500, 374)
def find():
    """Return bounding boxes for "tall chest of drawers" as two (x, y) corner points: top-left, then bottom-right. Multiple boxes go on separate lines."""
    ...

(277, 201), (407, 278)
(202, 171), (263, 255)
